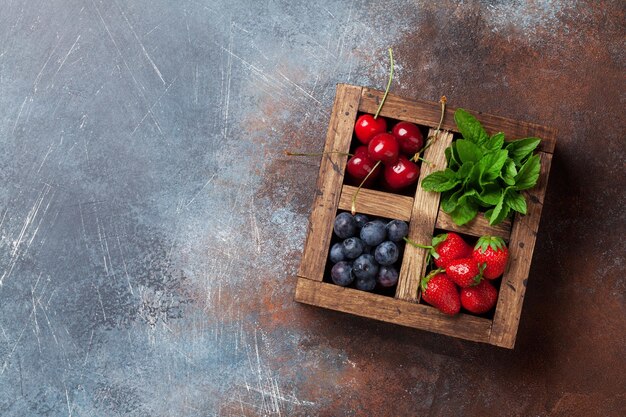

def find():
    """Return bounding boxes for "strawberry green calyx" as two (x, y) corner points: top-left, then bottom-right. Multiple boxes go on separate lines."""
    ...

(420, 268), (445, 293)
(431, 233), (448, 249)
(475, 236), (507, 254)
(471, 263), (487, 286)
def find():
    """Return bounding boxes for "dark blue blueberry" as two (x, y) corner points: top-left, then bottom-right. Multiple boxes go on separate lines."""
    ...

(360, 220), (387, 246)
(386, 220), (409, 242)
(333, 212), (357, 239)
(329, 243), (345, 264)
(374, 241), (399, 266)
(331, 261), (354, 286)
(352, 254), (379, 280)
(377, 265), (399, 287)
(355, 275), (376, 291)
(353, 213), (370, 229)
(342, 237), (364, 259)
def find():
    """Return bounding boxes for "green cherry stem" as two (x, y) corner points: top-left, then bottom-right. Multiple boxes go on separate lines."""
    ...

(351, 160), (381, 215)
(373, 48), (394, 120)
(411, 95), (447, 162)
(403, 236), (432, 250)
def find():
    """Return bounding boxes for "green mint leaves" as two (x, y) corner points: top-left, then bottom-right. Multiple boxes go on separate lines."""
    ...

(422, 108), (541, 226)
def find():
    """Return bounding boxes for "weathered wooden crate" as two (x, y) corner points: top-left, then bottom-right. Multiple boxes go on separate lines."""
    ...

(294, 84), (556, 349)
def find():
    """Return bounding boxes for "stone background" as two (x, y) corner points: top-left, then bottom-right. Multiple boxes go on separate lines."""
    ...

(0, 1), (624, 416)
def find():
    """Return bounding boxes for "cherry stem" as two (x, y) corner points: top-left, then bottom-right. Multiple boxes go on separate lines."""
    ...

(284, 150), (352, 157)
(351, 160), (381, 215)
(374, 48), (394, 120)
(403, 237), (432, 250)
(410, 95), (447, 161)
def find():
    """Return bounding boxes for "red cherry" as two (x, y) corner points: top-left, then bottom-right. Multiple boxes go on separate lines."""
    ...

(392, 121), (424, 155)
(346, 146), (380, 186)
(353, 145), (369, 158)
(384, 155), (420, 189)
(367, 133), (399, 165)
(355, 114), (387, 145)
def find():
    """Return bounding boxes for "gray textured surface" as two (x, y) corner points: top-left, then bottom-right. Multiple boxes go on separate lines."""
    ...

(0, 1), (406, 415)
(1, 0), (625, 416)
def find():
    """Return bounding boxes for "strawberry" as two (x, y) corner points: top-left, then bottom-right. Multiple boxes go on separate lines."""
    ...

(460, 280), (498, 314)
(472, 236), (509, 279)
(420, 270), (460, 315)
(445, 257), (482, 287)
(405, 232), (472, 268)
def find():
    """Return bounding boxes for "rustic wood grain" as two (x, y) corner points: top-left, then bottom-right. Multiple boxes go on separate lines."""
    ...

(489, 152), (553, 348)
(395, 130), (455, 302)
(295, 277), (493, 343)
(436, 210), (512, 240)
(359, 88), (557, 154)
(297, 84), (362, 281)
(338, 185), (414, 221)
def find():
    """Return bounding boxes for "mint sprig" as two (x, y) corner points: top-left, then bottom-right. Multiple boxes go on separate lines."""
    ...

(422, 108), (541, 226)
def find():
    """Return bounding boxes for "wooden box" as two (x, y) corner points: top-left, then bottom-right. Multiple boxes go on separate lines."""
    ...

(294, 84), (556, 349)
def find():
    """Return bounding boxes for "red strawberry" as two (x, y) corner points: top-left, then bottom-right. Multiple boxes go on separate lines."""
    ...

(431, 233), (473, 268)
(460, 280), (498, 314)
(472, 236), (509, 279)
(445, 258), (482, 287)
(421, 271), (460, 315)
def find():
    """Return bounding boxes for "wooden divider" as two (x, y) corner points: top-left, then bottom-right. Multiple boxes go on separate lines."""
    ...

(395, 130), (455, 302)
(489, 152), (553, 348)
(295, 278), (493, 343)
(359, 88), (556, 154)
(338, 185), (414, 221)
(297, 84), (362, 281)
(435, 211), (512, 240)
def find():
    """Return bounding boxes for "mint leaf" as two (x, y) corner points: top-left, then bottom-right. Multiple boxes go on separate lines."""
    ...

(445, 145), (462, 170)
(448, 195), (479, 225)
(506, 138), (541, 166)
(505, 188), (527, 214)
(421, 170), (459, 192)
(484, 132), (504, 152)
(478, 149), (508, 182)
(455, 109), (489, 145)
(514, 154), (541, 190)
(441, 188), (464, 212)
(477, 185), (501, 206)
(501, 159), (517, 186)
(456, 139), (483, 164)
(487, 191), (511, 225)
(492, 204), (511, 225)
(456, 161), (475, 181)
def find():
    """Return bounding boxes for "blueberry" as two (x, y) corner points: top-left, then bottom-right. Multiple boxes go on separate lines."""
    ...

(386, 220), (409, 242)
(329, 243), (345, 264)
(355, 275), (376, 291)
(342, 237), (364, 259)
(377, 265), (399, 287)
(354, 213), (370, 229)
(360, 220), (386, 246)
(374, 241), (399, 266)
(352, 254), (379, 280)
(331, 261), (354, 286)
(333, 212), (357, 239)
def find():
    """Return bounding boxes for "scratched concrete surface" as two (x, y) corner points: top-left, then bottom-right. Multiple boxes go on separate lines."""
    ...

(0, 0), (624, 416)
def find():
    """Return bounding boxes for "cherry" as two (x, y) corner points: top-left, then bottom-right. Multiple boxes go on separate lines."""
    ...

(355, 114), (387, 145)
(367, 133), (399, 165)
(346, 146), (380, 186)
(392, 121), (424, 155)
(384, 155), (420, 189)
